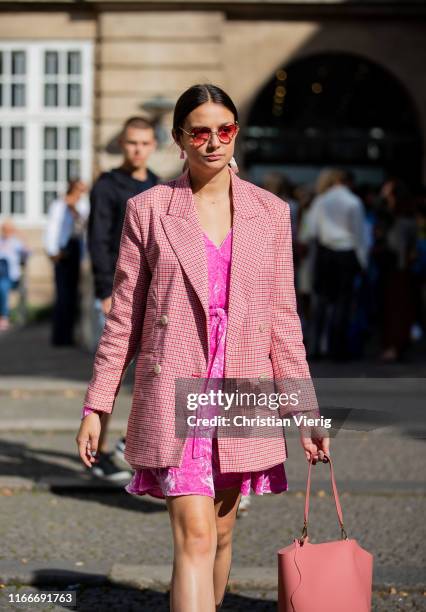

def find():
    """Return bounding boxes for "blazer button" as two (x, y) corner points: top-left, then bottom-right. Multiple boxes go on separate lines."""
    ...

(259, 323), (265, 332)
(153, 364), (162, 374)
(258, 374), (268, 382)
(160, 315), (168, 326)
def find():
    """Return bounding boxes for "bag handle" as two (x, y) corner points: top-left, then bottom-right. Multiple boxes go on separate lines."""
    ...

(300, 454), (348, 543)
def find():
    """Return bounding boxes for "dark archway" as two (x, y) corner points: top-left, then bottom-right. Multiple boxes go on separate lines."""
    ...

(244, 52), (422, 186)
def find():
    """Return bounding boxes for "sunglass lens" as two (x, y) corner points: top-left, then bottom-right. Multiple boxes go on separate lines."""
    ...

(192, 127), (211, 144)
(218, 125), (237, 143)
(189, 124), (237, 145)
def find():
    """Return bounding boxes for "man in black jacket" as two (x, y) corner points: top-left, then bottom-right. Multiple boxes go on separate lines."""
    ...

(88, 116), (158, 479)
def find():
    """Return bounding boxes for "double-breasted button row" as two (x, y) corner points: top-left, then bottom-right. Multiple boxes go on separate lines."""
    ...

(153, 316), (168, 374)
(259, 323), (266, 332)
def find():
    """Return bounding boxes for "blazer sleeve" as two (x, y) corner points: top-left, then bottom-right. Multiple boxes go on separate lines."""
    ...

(83, 197), (151, 413)
(270, 202), (320, 420)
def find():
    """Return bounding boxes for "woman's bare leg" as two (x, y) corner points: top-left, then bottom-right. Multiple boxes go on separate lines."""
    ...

(166, 494), (217, 612)
(213, 487), (241, 609)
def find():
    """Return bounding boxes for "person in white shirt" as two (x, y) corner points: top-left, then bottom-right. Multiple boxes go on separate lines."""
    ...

(296, 171), (340, 336)
(306, 169), (368, 359)
(44, 179), (89, 346)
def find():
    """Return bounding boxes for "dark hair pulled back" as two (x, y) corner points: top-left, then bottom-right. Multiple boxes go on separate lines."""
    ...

(173, 84), (238, 137)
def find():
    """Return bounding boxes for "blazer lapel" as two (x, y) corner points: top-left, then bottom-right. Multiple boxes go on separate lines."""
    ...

(225, 170), (267, 372)
(160, 170), (210, 354)
(160, 168), (268, 371)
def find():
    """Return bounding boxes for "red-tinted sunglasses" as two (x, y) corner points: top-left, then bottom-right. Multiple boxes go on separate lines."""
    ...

(180, 122), (239, 146)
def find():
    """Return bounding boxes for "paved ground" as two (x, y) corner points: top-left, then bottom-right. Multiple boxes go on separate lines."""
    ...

(0, 585), (425, 612)
(0, 322), (425, 611)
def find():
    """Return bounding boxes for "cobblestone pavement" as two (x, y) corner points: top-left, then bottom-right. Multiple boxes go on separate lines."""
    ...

(0, 427), (424, 483)
(1, 485), (424, 572)
(0, 585), (425, 611)
(0, 323), (425, 611)
(1, 431), (424, 580)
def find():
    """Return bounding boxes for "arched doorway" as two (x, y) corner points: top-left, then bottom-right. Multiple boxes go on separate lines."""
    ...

(243, 52), (422, 187)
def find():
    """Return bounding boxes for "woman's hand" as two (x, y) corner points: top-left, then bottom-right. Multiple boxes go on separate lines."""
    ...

(76, 413), (102, 468)
(299, 428), (330, 464)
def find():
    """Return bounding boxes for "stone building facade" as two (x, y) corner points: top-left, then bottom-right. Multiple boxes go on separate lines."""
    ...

(0, 0), (425, 305)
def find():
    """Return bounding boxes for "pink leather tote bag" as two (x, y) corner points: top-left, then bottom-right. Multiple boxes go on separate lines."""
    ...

(277, 454), (373, 612)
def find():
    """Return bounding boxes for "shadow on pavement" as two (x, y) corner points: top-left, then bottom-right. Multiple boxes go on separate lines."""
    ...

(0, 438), (166, 514)
(0, 571), (277, 611)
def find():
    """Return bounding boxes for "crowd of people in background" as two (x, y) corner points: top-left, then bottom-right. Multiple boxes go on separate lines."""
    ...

(263, 169), (426, 363)
(2, 119), (425, 368)
(1, 114), (425, 490)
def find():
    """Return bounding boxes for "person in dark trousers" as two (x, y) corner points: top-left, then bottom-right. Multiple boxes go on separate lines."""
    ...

(372, 179), (418, 362)
(307, 169), (367, 360)
(44, 180), (89, 346)
(88, 116), (159, 480)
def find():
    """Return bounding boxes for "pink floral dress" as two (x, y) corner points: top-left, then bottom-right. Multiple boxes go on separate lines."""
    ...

(124, 227), (288, 499)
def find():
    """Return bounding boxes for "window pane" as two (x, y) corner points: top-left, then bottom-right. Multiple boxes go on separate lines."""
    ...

(11, 84), (26, 107)
(0, 52), (3, 75)
(45, 51), (59, 75)
(44, 159), (58, 182)
(44, 84), (58, 107)
(67, 127), (80, 151)
(0, 160), (2, 181)
(44, 127), (58, 150)
(0, 192), (2, 214)
(11, 159), (25, 182)
(0, 83), (2, 107)
(11, 51), (26, 75)
(11, 191), (25, 214)
(67, 51), (81, 75)
(67, 84), (81, 107)
(67, 159), (80, 180)
(11, 127), (25, 150)
(43, 191), (57, 215)
(0, 127), (2, 149)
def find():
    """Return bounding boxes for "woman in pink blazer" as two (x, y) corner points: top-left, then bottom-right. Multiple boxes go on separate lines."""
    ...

(77, 84), (330, 611)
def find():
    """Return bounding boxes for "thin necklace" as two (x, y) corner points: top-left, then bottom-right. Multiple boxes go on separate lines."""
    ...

(194, 192), (229, 205)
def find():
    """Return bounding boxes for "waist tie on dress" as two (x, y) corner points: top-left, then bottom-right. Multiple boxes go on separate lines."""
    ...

(192, 306), (228, 459)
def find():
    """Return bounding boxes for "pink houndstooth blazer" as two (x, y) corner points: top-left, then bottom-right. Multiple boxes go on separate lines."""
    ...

(84, 168), (318, 472)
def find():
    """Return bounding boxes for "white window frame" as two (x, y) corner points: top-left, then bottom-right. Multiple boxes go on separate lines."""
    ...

(0, 41), (93, 228)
